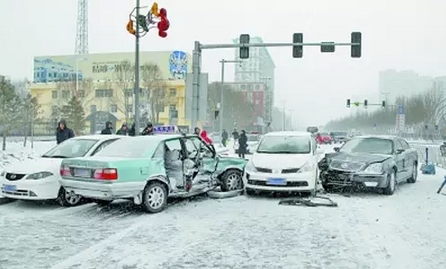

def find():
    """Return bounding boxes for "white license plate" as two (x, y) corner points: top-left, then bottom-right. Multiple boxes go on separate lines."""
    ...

(3, 184), (17, 192)
(75, 169), (91, 178)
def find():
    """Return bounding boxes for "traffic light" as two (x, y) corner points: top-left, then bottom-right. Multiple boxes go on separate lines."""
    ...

(351, 32), (362, 58)
(126, 20), (136, 35)
(239, 34), (250, 59)
(382, 100), (386, 107)
(346, 99), (351, 108)
(214, 110), (220, 119)
(364, 99), (368, 108)
(157, 8), (169, 38)
(293, 33), (303, 58)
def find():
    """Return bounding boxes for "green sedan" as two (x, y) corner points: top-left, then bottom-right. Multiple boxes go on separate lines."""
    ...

(59, 134), (247, 213)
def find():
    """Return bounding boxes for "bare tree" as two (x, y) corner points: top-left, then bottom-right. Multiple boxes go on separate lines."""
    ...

(114, 60), (135, 124)
(0, 77), (23, 150)
(52, 79), (94, 121)
(140, 63), (168, 123)
(22, 93), (42, 148)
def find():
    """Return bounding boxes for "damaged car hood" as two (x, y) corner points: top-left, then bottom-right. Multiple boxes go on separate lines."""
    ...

(326, 152), (392, 171)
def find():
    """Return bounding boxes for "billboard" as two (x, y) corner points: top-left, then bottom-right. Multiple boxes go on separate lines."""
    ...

(33, 51), (192, 83)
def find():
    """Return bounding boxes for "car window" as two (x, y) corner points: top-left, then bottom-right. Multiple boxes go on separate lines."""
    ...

(399, 139), (410, 149)
(152, 142), (165, 158)
(395, 140), (404, 151)
(91, 139), (119, 156)
(186, 137), (213, 158)
(42, 139), (98, 158)
(94, 138), (153, 158)
(165, 139), (182, 151)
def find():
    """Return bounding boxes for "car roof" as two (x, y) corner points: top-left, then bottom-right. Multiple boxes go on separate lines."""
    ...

(352, 135), (397, 140)
(119, 133), (198, 143)
(72, 134), (123, 141)
(264, 131), (311, 137)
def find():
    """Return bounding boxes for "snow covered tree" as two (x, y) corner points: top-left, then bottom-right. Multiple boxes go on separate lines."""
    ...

(62, 96), (86, 135)
(0, 77), (24, 150)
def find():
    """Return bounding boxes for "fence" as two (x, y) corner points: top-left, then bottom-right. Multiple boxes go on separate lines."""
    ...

(0, 121), (57, 137)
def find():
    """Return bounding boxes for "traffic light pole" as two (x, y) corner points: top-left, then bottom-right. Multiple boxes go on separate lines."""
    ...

(190, 35), (360, 129)
(133, 0), (141, 135)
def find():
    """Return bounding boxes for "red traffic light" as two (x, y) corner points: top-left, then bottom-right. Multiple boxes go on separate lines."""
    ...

(157, 8), (169, 38)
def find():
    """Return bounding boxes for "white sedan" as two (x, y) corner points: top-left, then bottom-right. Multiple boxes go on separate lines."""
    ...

(243, 131), (324, 195)
(0, 135), (121, 206)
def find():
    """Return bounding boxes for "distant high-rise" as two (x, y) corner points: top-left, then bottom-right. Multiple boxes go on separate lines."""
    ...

(233, 36), (275, 124)
(379, 69), (433, 104)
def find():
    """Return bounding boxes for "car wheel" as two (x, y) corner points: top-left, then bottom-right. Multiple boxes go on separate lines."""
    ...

(220, 169), (243, 191)
(94, 200), (113, 207)
(383, 171), (396, 195)
(407, 162), (418, 183)
(57, 187), (82, 207)
(142, 181), (168, 213)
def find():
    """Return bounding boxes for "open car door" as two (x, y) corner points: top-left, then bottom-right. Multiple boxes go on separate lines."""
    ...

(183, 136), (218, 184)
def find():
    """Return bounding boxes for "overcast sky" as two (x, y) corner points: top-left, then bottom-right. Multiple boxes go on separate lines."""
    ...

(1, 0), (446, 126)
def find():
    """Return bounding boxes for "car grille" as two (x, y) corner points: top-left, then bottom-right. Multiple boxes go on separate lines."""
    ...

(248, 180), (308, 187)
(330, 160), (364, 171)
(325, 170), (354, 183)
(255, 167), (300, 174)
(5, 173), (26, 181)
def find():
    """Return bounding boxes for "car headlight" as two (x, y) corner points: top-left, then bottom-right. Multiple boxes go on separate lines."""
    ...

(362, 163), (383, 174)
(244, 161), (257, 172)
(26, 172), (54, 180)
(0, 171), (5, 177)
(298, 162), (316, 173)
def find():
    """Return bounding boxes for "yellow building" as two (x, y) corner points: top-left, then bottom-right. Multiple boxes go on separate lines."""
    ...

(30, 51), (191, 133)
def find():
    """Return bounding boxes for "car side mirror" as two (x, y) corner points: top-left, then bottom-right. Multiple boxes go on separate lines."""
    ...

(333, 147), (340, 152)
(396, 149), (405, 154)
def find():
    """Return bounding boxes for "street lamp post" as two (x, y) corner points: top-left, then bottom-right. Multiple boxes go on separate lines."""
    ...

(219, 59), (242, 133)
(75, 57), (87, 92)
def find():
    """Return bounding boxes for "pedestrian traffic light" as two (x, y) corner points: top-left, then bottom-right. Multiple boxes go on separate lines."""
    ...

(382, 100), (386, 107)
(239, 34), (250, 59)
(293, 33), (303, 58)
(214, 110), (220, 119)
(126, 20), (136, 35)
(346, 99), (351, 108)
(364, 99), (368, 108)
(351, 32), (362, 58)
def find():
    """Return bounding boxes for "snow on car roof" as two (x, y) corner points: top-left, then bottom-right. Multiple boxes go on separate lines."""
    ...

(72, 134), (123, 141)
(353, 135), (397, 140)
(264, 131), (311, 137)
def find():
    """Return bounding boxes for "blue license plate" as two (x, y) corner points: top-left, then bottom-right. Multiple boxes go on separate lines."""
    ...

(3, 184), (16, 192)
(267, 178), (286, 185)
(75, 169), (90, 178)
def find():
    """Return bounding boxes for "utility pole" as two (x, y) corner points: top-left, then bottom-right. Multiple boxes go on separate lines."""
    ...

(133, 0), (141, 135)
(190, 33), (361, 129)
(219, 59), (242, 133)
(282, 100), (287, 131)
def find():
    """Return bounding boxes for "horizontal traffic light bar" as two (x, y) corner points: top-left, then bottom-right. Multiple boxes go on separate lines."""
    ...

(199, 42), (359, 50)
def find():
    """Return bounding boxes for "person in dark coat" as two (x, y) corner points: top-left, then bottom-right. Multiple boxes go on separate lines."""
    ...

(221, 129), (228, 147)
(129, 123), (136, 136)
(238, 130), (248, 159)
(101, 121), (113, 134)
(141, 122), (154, 135)
(116, 123), (128, 135)
(232, 129), (239, 140)
(56, 119), (75, 144)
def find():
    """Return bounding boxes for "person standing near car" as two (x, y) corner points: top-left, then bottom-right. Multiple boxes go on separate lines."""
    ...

(194, 127), (201, 135)
(56, 119), (75, 144)
(238, 130), (248, 159)
(116, 123), (128, 135)
(232, 129), (239, 141)
(101, 121), (113, 134)
(141, 122), (154, 135)
(221, 129), (228, 147)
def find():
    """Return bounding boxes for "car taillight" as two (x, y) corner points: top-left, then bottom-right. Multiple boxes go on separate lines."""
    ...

(93, 168), (118, 180)
(60, 166), (71, 176)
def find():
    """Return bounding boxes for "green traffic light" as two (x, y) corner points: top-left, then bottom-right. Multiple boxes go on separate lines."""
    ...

(354, 102), (360, 106)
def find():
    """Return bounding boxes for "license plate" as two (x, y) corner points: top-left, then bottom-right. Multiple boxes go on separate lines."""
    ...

(267, 178), (286, 185)
(75, 169), (90, 178)
(3, 184), (16, 192)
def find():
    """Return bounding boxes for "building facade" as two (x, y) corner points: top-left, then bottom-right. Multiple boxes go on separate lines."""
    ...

(379, 69), (433, 104)
(232, 36), (275, 124)
(30, 51), (191, 133)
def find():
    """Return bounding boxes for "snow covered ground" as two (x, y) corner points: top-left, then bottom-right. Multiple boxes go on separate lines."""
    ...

(1, 142), (446, 269)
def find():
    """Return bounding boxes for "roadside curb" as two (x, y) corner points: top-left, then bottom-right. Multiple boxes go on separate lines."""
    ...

(0, 196), (14, 205)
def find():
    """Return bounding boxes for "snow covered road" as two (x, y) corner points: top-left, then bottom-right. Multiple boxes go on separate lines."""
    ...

(0, 168), (445, 269)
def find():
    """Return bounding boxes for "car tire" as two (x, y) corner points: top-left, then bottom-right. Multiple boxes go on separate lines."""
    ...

(94, 200), (113, 207)
(142, 181), (168, 213)
(407, 162), (418, 183)
(383, 170), (396, 195)
(57, 187), (82, 207)
(220, 169), (243, 192)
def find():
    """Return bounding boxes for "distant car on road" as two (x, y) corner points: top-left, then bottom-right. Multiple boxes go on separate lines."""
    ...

(329, 131), (349, 143)
(318, 135), (418, 195)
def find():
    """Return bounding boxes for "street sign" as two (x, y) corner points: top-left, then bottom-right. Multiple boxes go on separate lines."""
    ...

(398, 105), (404, 114)
(396, 114), (405, 131)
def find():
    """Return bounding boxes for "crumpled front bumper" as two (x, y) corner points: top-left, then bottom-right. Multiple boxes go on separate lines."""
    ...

(321, 170), (388, 188)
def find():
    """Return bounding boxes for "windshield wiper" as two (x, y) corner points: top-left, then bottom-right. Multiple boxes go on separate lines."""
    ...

(42, 155), (67, 158)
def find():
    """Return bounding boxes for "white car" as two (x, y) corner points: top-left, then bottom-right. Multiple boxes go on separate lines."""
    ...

(243, 131), (323, 195)
(0, 135), (121, 206)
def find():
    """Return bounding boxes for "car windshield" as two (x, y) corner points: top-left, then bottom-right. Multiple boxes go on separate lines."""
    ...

(42, 139), (98, 158)
(94, 138), (152, 158)
(340, 138), (394, 155)
(257, 135), (311, 154)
